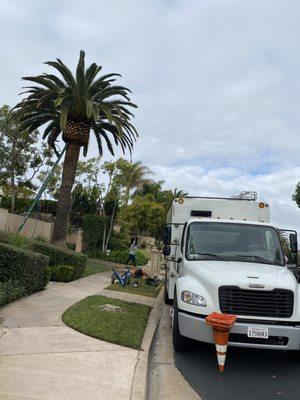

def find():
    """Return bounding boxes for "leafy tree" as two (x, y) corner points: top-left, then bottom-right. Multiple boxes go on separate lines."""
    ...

(133, 180), (165, 202)
(99, 160), (122, 250)
(0, 105), (48, 213)
(119, 195), (165, 238)
(70, 183), (102, 226)
(14, 50), (137, 246)
(292, 183), (300, 208)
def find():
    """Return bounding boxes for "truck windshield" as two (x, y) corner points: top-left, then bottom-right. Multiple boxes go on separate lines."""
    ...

(185, 222), (284, 266)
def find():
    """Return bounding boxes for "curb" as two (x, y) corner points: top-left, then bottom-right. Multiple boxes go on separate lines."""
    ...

(130, 288), (164, 400)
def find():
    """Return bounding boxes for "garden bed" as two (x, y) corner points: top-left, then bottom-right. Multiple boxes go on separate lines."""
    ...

(62, 295), (151, 349)
(106, 278), (162, 298)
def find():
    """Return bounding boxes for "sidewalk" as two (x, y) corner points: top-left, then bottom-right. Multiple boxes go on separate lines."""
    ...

(0, 271), (155, 400)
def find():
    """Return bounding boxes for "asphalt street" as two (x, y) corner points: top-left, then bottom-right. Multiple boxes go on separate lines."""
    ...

(175, 341), (300, 400)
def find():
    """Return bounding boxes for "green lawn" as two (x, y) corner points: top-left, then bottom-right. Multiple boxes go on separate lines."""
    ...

(62, 295), (151, 349)
(83, 259), (110, 277)
(106, 278), (162, 298)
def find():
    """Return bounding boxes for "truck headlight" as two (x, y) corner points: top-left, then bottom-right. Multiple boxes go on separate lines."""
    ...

(181, 290), (207, 306)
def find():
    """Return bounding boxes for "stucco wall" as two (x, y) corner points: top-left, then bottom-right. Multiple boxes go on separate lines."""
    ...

(0, 208), (54, 240)
(0, 208), (8, 231)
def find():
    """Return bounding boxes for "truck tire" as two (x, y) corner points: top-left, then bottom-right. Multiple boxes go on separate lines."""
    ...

(173, 292), (190, 351)
(164, 284), (173, 305)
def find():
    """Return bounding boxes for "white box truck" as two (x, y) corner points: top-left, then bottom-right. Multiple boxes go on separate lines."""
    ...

(163, 193), (300, 354)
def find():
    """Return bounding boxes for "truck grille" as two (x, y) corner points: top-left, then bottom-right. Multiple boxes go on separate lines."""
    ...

(219, 286), (294, 318)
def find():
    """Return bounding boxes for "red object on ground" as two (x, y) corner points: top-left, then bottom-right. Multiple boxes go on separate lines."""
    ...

(205, 312), (237, 373)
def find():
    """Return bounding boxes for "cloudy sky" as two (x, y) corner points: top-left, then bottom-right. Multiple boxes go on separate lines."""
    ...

(0, 0), (299, 231)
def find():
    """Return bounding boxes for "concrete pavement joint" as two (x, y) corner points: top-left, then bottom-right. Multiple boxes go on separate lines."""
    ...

(0, 349), (135, 357)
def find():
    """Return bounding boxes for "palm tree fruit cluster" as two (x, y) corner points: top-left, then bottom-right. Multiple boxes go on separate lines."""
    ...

(62, 120), (90, 146)
(14, 50), (138, 246)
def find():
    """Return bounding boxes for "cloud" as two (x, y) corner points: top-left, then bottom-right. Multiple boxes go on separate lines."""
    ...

(0, 0), (299, 231)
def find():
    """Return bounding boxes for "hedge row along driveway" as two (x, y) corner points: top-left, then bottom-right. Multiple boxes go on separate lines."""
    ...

(28, 241), (87, 281)
(0, 243), (49, 306)
(0, 234), (88, 307)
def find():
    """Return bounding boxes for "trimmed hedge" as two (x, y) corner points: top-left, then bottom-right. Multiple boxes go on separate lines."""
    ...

(0, 243), (49, 298)
(0, 280), (26, 307)
(43, 267), (52, 287)
(96, 249), (149, 266)
(28, 241), (87, 280)
(83, 214), (107, 254)
(50, 265), (75, 282)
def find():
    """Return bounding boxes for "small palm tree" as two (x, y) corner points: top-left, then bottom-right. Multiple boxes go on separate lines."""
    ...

(118, 160), (152, 205)
(172, 188), (189, 199)
(14, 51), (137, 245)
(133, 180), (165, 201)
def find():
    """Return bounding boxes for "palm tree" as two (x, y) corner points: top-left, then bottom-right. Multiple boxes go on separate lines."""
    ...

(117, 160), (152, 205)
(172, 188), (189, 199)
(14, 51), (137, 246)
(133, 179), (165, 201)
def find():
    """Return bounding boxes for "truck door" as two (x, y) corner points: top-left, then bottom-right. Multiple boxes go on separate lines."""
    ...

(163, 223), (185, 300)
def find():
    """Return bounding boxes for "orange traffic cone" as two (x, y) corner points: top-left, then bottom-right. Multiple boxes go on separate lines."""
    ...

(205, 312), (237, 373)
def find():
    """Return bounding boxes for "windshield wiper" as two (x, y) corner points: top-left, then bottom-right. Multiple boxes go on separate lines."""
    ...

(194, 253), (225, 260)
(233, 255), (273, 265)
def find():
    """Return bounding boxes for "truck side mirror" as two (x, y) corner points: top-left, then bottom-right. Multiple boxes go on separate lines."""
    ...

(163, 245), (171, 256)
(290, 233), (298, 254)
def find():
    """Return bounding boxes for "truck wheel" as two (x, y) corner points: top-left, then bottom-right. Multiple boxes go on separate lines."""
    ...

(173, 292), (190, 351)
(164, 284), (173, 305)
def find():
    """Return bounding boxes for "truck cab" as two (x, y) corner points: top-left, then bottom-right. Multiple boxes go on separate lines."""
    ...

(163, 195), (300, 352)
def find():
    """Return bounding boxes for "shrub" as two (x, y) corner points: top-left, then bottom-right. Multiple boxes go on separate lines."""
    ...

(108, 236), (129, 251)
(8, 234), (31, 248)
(33, 234), (49, 243)
(43, 267), (52, 287)
(50, 265), (75, 282)
(0, 196), (31, 213)
(83, 214), (107, 253)
(0, 231), (31, 248)
(28, 241), (87, 269)
(66, 242), (76, 251)
(28, 242), (87, 281)
(0, 231), (9, 244)
(95, 249), (149, 266)
(0, 243), (49, 296)
(0, 280), (26, 307)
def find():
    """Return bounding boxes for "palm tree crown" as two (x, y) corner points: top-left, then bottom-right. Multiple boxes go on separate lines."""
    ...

(14, 50), (137, 157)
(119, 161), (152, 205)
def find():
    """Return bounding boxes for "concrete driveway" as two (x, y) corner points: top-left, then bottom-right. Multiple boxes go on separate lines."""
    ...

(0, 272), (154, 400)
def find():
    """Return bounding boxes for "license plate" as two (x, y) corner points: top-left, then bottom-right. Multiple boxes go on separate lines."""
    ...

(247, 326), (269, 339)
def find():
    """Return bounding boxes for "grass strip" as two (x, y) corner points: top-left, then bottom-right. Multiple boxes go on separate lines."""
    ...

(83, 259), (110, 277)
(62, 295), (151, 349)
(106, 278), (162, 298)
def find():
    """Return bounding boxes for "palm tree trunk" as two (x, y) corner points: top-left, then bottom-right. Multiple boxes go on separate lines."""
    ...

(11, 172), (16, 214)
(51, 143), (81, 246)
(105, 197), (118, 250)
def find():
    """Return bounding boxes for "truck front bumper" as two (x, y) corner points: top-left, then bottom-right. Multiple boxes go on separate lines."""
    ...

(178, 310), (300, 351)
